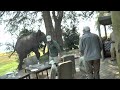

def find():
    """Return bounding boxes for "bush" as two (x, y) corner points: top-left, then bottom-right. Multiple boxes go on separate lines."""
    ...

(63, 27), (79, 50)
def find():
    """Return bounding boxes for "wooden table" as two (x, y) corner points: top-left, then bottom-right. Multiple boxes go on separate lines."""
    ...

(25, 64), (51, 79)
(0, 71), (30, 79)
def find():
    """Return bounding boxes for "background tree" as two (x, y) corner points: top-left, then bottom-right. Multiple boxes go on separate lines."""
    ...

(5, 40), (15, 51)
(63, 26), (79, 51)
(0, 11), (42, 36)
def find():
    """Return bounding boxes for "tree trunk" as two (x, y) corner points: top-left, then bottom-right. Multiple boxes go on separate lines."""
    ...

(52, 11), (63, 50)
(111, 11), (120, 75)
(55, 21), (63, 50)
(42, 11), (54, 38)
(42, 11), (64, 50)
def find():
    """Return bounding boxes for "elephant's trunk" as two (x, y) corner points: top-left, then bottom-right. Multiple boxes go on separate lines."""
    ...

(43, 44), (46, 55)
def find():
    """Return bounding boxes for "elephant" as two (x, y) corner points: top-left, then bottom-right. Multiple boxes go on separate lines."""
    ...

(9, 30), (47, 71)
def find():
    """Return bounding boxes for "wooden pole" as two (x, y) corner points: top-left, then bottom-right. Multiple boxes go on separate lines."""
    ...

(98, 24), (105, 60)
(98, 23), (102, 39)
(104, 25), (107, 39)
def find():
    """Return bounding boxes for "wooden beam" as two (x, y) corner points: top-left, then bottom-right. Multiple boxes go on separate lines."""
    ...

(104, 25), (107, 39)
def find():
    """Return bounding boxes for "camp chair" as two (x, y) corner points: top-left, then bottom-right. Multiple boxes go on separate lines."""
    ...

(58, 61), (73, 79)
(62, 55), (76, 78)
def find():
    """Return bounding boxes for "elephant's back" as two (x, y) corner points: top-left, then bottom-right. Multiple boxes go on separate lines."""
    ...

(15, 34), (38, 52)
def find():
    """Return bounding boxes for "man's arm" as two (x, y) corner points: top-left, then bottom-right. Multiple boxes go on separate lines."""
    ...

(54, 41), (61, 55)
(53, 41), (62, 62)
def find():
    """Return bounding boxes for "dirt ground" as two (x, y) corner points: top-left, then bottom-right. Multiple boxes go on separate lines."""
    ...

(34, 57), (120, 79)
(74, 57), (120, 79)
(22, 49), (120, 79)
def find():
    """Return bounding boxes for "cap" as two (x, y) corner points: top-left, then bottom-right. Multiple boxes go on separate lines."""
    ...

(83, 26), (90, 31)
(46, 35), (51, 41)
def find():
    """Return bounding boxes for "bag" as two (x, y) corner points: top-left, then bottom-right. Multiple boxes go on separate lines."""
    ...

(79, 56), (86, 72)
(49, 60), (57, 79)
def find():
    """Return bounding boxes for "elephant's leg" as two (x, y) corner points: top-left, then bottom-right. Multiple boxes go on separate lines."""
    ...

(18, 59), (23, 71)
(33, 49), (40, 63)
(18, 54), (27, 71)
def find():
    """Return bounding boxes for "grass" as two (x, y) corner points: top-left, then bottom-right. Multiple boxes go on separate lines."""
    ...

(0, 53), (18, 76)
(0, 48), (48, 76)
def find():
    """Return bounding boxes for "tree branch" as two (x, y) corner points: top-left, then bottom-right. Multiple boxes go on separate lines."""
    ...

(0, 11), (5, 17)
(52, 11), (63, 23)
(58, 11), (63, 22)
(52, 11), (57, 22)
(89, 11), (94, 17)
(81, 11), (95, 19)
(12, 11), (21, 20)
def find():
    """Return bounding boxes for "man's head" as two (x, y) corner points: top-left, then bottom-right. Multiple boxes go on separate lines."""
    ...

(83, 26), (90, 34)
(46, 35), (52, 42)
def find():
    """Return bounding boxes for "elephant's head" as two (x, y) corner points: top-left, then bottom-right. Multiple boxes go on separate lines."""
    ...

(36, 30), (47, 54)
(36, 30), (47, 43)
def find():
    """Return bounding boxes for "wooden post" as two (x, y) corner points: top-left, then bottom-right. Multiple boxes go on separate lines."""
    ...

(98, 24), (105, 60)
(98, 24), (101, 39)
(104, 25), (107, 39)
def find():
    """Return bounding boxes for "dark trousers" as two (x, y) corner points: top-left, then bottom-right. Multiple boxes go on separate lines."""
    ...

(85, 59), (100, 79)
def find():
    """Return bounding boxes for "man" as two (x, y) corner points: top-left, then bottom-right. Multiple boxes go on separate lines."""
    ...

(46, 35), (61, 79)
(79, 26), (102, 79)
(110, 31), (116, 61)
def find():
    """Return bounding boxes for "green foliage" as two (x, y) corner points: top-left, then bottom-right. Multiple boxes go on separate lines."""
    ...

(5, 41), (15, 51)
(63, 26), (79, 51)
(0, 11), (42, 35)
(0, 11), (96, 37)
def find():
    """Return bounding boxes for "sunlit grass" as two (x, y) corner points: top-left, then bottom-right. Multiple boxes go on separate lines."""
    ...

(0, 53), (18, 76)
(0, 48), (48, 76)
(0, 61), (18, 76)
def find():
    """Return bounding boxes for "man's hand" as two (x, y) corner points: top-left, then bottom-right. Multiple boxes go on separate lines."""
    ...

(79, 52), (83, 57)
(58, 53), (61, 62)
(111, 41), (115, 43)
(79, 52), (81, 56)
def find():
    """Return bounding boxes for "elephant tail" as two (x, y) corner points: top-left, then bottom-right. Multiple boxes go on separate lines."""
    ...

(8, 50), (15, 58)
